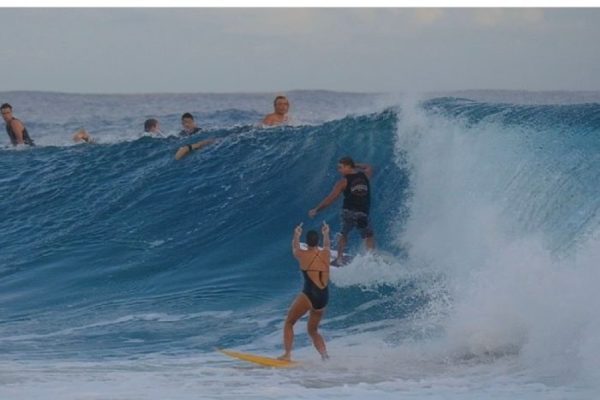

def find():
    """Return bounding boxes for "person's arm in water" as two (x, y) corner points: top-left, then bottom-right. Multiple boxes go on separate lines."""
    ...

(321, 221), (331, 251)
(355, 162), (374, 178)
(175, 138), (216, 160)
(292, 222), (303, 259)
(10, 119), (26, 145)
(308, 179), (347, 218)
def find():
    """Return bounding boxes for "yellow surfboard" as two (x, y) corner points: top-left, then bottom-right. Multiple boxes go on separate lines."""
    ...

(219, 349), (298, 368)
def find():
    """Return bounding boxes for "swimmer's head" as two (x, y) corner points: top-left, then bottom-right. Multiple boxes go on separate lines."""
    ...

(144, 118), (159, 133)
(181, 112), (197, 131)
(1, 103), (13, 122)
(273, 96), (289, 115)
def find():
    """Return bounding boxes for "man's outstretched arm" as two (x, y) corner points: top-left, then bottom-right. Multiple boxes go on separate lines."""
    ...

(309, 179), (346, 218)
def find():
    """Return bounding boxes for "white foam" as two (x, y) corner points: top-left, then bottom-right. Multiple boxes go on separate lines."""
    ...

(392, 97), (600, 388)
(0, 352), (592, 400)
(331, 252), (410, 289)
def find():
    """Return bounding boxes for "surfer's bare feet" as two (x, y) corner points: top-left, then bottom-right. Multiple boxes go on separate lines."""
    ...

(321, 352), (329, 361)
(278, 353), (291, 361)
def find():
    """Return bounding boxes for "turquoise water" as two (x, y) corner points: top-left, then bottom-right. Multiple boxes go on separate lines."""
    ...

(1, 91), (599, 399)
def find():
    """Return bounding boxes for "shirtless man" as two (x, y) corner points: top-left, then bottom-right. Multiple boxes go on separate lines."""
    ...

(1, 103), (34, 146)
(262, 95), (290, 126)
(279, 221), (330, 362)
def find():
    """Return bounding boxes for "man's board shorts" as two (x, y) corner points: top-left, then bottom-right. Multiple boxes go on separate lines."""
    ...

(340, 209), (373, 239)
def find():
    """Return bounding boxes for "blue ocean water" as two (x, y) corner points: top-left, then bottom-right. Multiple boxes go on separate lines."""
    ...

(0, 90), (599, 399)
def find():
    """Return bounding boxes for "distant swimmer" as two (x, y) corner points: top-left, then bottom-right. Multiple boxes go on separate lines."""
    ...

(262, 95), (290, 126)
(309, 156), (375, 266)
(72, 128), (94, 143)
(1, 103), (34, 146)
(179, 112), (202, 136)
(279, 221), (331, 362)
(143, 118), (163, 136)
(174, 138), (216, 160)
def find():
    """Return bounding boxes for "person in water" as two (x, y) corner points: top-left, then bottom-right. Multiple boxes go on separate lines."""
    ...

(309, 156), (375, 265)
(179, 112), (201, 136)
(143, 118), (163, 136)
(1, 103), (34, 146)
(262, 95), (290, 126)
(72, 128), (94, 143)
(279, 221), (330, 362)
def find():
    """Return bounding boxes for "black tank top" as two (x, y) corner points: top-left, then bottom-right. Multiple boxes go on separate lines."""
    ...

(178, 127), (201, 137)
(343, 171), (370, 213)
(6, 119), (34, 146)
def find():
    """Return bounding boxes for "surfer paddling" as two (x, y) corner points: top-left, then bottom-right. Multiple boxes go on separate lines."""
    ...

(279, 221), (331, 362)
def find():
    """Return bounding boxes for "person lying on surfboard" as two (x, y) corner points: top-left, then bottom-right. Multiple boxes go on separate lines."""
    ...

(279, 221), (331, 362)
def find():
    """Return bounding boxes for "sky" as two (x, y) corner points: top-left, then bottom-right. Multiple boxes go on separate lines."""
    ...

(0, 7), (599, 93)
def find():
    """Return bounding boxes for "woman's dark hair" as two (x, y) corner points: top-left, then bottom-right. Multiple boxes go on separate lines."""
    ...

(306, 230), (319, 247)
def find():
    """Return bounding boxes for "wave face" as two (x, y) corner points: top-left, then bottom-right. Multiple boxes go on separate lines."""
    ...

(0, 91), (599, 400)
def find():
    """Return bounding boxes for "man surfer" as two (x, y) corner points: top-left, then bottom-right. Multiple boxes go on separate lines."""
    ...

(279, 221), (331, 362)
(309, 156), (375, 265)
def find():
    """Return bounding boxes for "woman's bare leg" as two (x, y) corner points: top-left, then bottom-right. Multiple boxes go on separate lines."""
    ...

(307, 308), (328, 360)
(279, 294), (311, 361)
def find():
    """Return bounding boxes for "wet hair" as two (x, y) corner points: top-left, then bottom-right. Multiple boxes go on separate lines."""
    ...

(306, 230), (319, 247)
(144, 118), (159, 132)
(338, 156), (355, 168)
(181, 112), (194, 120)
(1, 103), (12, 111)
(273, 95), (288, 107)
